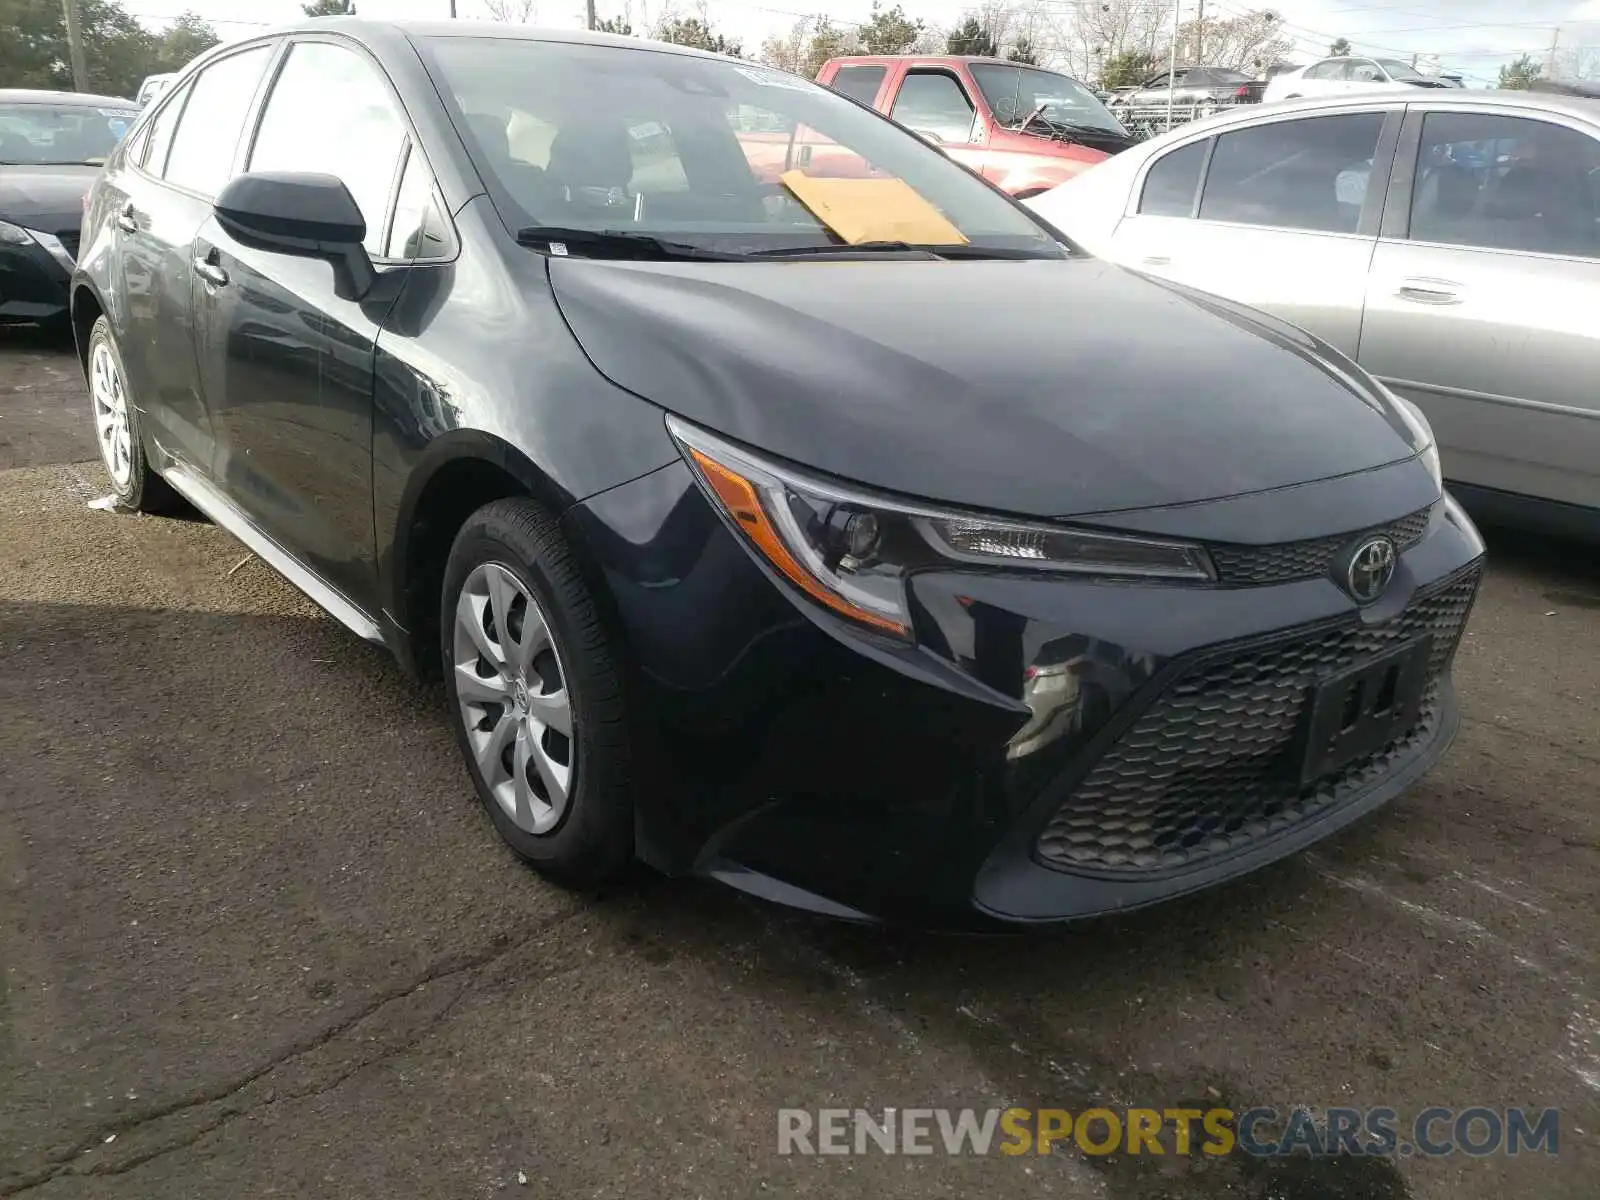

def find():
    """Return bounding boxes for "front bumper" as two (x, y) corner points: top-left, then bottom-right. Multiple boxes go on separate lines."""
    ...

(0, 230), (75, 324)
(564, 460), (1486, 929)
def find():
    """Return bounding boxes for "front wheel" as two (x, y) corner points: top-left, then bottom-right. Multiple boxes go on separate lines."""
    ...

(441, 497), (634, 887)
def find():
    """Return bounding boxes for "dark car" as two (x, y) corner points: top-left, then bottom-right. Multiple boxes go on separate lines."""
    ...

(72, 21), (1485, 928)
(1, 89), (140, 328)
(1109, 66), (1267, 109)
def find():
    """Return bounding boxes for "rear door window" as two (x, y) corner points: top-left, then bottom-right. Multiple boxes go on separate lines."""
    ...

(1199, 112), (1384, 233)
(163, 46), (274, 195)
(137, 80), (190, 175)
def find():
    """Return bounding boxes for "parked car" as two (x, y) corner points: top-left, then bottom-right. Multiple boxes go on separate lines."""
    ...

(1027, 90), (1600, 538)
(1263, 56), (1454, 103)
(0, 89), (140, 328)
(817, 55), (1136, 197)
(1109, 65), (1267, 109)
(136, 73), (178, 106)
(73, 22), (1483, 926)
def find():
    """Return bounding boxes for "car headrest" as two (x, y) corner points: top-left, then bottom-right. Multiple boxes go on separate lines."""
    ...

(545, 121), (635, 190)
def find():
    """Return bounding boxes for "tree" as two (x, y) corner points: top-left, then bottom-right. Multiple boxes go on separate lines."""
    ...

(1497, 53), (1541, 90)
(594, 15), (633, 35)
(655, 15), (741, 57)
(482, 0), (535, 20)
(758, 18), (810, 73)
(0, 0), (181, 97)
(1098, 48), (1157, 90)
(302, 0), (353, 13)
(858, 2), (921, 55)
(946, 15), (997, 57)
(1328, 37), (1351, 56)
(1174, 11), (1291, 73)
(145, 11), (218, 74)
(803, 18), (857, 78)
(1060, 0), (1174, 82)
(1007, 36), (1037, 65)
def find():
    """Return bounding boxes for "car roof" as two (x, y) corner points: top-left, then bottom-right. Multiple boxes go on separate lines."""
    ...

(1172, 86), (1600, 132)
(825, 53), (1055, 66)
(262, 17), (733, 60)
(0, 87), (137, 107)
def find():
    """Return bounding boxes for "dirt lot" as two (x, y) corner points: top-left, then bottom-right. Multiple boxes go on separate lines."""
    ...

(1, 324), (1597, 1199)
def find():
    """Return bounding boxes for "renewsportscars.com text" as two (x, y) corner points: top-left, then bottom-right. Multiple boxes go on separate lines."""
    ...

(777, 1106), (1560, 1159)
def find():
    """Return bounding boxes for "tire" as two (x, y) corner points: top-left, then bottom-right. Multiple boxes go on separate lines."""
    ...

(85, 316), (181, 513)
(441, 496), (634, 887)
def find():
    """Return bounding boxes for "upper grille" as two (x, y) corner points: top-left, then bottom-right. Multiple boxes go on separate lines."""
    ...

(1035, 564), (1481, 876)
(54, 230), (81, 262)
(1208, 506), (1433, 586)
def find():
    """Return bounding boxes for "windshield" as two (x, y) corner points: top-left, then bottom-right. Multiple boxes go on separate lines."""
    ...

(1376, 59), (1425, 81)
(0, 101), (139, 165)
(1205, 69), (1254, 84)
(420, 37), (1066, 258)
(968, 64), (1126, 133)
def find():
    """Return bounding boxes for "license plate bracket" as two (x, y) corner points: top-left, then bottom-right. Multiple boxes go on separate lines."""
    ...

(1300, 638), (1433, 786)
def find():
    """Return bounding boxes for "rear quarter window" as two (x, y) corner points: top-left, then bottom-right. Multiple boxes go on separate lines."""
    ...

(1139, 140), (1209, 217)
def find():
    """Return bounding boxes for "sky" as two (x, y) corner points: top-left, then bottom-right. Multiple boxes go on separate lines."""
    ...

(123, 0), (1600, 87)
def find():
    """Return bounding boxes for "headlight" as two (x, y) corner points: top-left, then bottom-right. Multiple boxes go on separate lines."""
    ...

(0, 219), (35, 246)
(668, 416), (1215, 641)
(1387, 392), (1442, 491)
(1417, 441), (1442, 490)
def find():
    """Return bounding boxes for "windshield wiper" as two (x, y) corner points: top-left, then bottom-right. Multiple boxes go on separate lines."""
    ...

(744, 240), (1061, 261)
(514, 226), (742, 261)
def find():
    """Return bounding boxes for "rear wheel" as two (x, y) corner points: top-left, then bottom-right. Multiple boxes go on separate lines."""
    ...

(441, 497), (634, 887)
(86, 316), (180, 513)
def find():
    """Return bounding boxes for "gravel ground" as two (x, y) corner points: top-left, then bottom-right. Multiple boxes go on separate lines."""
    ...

(1, 324), (1596, 1199)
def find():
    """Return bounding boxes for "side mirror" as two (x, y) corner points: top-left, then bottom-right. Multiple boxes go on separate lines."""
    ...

(214, 171), (375, 299)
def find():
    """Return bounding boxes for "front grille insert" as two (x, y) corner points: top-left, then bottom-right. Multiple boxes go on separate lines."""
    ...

(1207, 506), (1433, 586)
(1035, 564), (1480, 876)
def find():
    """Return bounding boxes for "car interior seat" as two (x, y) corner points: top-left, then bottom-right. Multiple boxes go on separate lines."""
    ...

(545, 119), (637, 215)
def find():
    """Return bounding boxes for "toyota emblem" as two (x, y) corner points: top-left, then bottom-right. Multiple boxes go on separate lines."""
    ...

(1344, 536), (1397, 604)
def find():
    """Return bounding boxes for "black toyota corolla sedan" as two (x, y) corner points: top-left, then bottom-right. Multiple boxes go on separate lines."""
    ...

(72, 21), (1485, 927)
(1, 89), (140, 328)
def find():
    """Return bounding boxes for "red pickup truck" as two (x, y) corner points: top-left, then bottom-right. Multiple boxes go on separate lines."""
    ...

(814, 55), (1137, 198)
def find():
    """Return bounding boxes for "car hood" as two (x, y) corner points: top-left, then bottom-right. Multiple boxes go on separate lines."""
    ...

(0, 164), (97, 229)
(548, 256), (1419, 518)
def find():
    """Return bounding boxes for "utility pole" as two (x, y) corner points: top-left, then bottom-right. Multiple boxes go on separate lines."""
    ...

(449, 0), (457, 16)
(585, 0), (596, 28)
(1166, 0), (1180, 129)
(1549, 26), (1561, 77)
(61, 0), (90, 93)
(1195, 0), (1203, 62)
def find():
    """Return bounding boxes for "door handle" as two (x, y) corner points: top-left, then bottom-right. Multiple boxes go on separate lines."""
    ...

(1396, 278), (1462, 305)
(1141, 255), (1171, 266)
(192, 255), (229, 288)
(114, 203), (138, 234)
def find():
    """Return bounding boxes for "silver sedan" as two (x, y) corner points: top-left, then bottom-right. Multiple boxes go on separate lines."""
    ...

(1027, 89), (1600, 537)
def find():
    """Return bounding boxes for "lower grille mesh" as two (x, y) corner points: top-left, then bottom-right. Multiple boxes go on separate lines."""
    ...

(1035, 565), (1481, 875)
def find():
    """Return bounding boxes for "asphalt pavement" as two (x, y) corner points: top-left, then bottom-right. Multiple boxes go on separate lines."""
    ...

(1, 324), (1596, 1199)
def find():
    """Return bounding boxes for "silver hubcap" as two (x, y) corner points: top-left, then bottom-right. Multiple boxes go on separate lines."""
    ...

(90, 340), (133, 489)
(453, 563), (575, 835)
